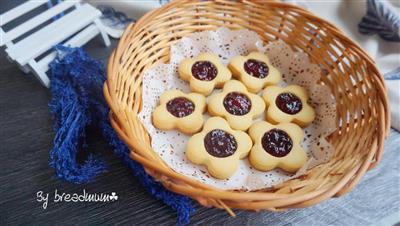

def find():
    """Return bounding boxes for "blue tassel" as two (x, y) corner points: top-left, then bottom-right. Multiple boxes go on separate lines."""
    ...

(48, 46), (194, 225)
(358, 0), (400, 42)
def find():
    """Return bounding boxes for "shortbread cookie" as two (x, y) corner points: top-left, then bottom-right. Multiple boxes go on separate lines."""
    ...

(178, 53), (231, 95)
(208, 80), (265, 131)
(186, 117), (252, 179)
(263, 85), (315, 127)
(152, 90), (206, 134)
(228, 52), (280, 93)
(248, 121), (307, 172)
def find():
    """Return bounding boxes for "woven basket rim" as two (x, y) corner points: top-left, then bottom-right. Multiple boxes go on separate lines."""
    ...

(104, 0), (390, 213)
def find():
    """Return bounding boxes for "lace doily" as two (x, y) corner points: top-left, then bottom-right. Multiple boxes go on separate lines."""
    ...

(138, 27), (336, 190)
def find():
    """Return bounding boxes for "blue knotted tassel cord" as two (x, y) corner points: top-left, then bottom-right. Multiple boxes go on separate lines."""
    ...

(48, 46), (194, 225)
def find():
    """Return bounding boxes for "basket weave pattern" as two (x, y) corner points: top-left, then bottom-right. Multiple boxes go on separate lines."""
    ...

(104, 0), (389, 213)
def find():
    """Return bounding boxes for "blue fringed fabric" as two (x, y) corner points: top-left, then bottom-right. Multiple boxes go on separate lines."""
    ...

(48, 46), (194, 225)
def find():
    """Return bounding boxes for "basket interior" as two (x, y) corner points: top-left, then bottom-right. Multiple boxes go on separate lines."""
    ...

(105, 0), (388, 210)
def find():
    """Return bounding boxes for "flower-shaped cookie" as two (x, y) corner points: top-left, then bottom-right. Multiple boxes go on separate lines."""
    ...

(178, 53), (231, 96)
(208, 80), (265, 131)
(263, 85), (315, 127)
(152, 89), (206, 134)
(228, 52), (281, 93)
(248, 121), (307, 172)
(186, 117), (252, 179)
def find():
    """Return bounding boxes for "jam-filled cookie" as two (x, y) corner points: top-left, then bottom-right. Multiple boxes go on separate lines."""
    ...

(178, 53), (231, 96)
(208, 80), (265, 131)
(152, 90), (206, 134)
(262, 85), (315, 127)
(186, 117), (252, 179)
(228, 52), (280, 93)
(248, 121), (307, 172)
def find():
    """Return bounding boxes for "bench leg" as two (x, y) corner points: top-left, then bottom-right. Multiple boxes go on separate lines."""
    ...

(28, 60), (50, 88)
(94, 19), (111, 47)
(18, 64), (31, 73)
(6, 55), (31, 73)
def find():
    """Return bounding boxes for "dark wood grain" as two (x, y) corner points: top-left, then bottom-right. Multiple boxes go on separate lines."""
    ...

(1, 1), (399, 226)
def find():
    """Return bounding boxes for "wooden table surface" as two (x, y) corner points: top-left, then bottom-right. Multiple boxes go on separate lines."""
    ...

(1, 1), (399, 226)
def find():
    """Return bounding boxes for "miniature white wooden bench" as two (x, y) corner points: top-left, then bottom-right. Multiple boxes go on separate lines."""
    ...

(0, 0), (110, 87)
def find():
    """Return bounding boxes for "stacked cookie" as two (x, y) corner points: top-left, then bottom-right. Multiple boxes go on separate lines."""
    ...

(152, 52), (315, 179)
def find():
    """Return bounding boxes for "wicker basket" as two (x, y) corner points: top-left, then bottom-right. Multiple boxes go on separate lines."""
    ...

(104, 0), (390, 214)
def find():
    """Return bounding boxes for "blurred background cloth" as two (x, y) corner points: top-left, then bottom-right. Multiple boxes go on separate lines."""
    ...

(87, 0), (168, 19)
(87, 0), (399, 131)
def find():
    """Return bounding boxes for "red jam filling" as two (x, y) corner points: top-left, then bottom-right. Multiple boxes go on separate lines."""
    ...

(223, 92), (252, 116)
(166, 97), (195, 118)
(275, 92), (303, 115)
(191, 61), (218, 81)
(204, 129), (237, 158)
(261, 129), (293, 157)
(243, 59), (269, 78)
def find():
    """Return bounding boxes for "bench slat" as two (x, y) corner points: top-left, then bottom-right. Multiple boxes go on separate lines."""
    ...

(6, 4), (100, 65)
(2, 1), (78, 45)
(0, 0), (45, 26)
(36, 24), (100, 73)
